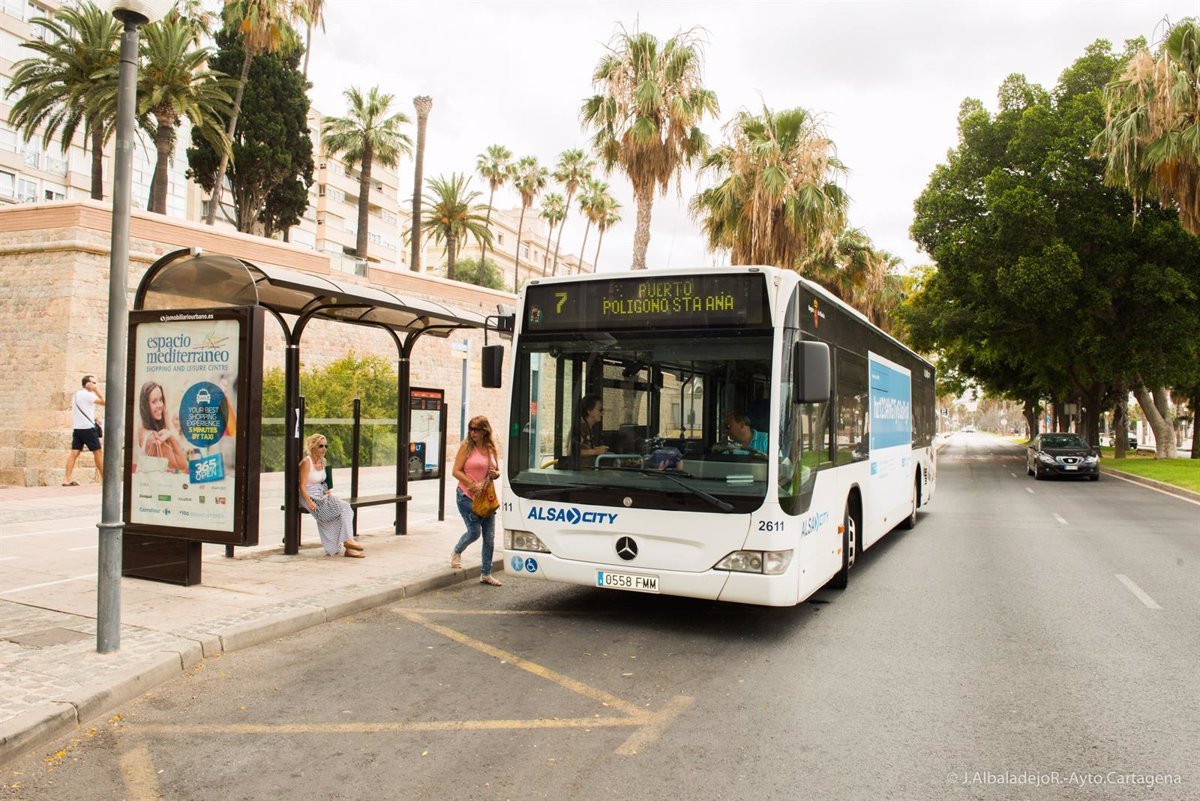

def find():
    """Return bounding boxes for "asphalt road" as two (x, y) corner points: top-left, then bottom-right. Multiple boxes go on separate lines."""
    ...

(4, 433), (1199, 801)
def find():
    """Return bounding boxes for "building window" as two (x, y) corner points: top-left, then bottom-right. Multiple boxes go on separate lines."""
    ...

(0, 170), (15, 198)
(497, 233), (504, 245)
(18, 177), (37, 203)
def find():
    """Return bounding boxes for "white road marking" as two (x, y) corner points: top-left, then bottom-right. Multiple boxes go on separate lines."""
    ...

(1026, 487), (1035, 494)
(0, 525), (97, 541)
(1115, 574), (1163, 610)
(1, 573), (97, 595)
(1052, 513), (1068, 526)
(68, 545), (99, 551)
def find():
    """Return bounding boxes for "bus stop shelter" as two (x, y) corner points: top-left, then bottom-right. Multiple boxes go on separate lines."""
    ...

(134, 248), (489, 555)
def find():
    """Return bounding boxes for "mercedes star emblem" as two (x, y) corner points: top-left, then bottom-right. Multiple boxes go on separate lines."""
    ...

(615, 536), (638, 561)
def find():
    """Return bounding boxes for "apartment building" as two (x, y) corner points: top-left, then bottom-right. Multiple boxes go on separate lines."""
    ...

(0, 1), (592, 288)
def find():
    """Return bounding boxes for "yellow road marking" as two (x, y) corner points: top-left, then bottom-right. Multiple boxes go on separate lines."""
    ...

(398, 607), (588, 616)
(394, 610), (648, 719)
(116, 741), (163, 801)
(133, 717), (642, 735)
(617, 694), (695, 756)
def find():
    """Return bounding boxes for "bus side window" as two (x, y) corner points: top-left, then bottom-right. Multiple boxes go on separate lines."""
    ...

(836, 350), (869, 464)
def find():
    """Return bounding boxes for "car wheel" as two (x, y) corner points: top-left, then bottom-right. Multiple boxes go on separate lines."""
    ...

(1089, 474), (1099, 481)
(828, 501), (856, 590)
(1026, 460), (1034, 476)
(1034, 464), (1044, 480)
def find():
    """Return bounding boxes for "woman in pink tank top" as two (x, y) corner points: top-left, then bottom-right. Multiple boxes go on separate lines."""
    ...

(451, 415), (503, 585)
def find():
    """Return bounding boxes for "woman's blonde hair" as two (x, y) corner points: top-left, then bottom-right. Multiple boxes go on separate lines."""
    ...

(304, 432), (327, 453)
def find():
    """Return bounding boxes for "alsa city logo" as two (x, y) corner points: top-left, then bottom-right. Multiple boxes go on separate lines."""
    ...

(800, 511), (830, 538)
(527, 506), (618, 525)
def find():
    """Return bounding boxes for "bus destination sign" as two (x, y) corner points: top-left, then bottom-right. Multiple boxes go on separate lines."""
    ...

(523, 273), (769, 332)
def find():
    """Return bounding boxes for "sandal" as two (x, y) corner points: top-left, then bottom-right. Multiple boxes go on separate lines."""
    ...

(62, 481), (79, 486)
(479, 574), (503, 586)
(343, 549), (365, 558)
(345, 540), (364, 551)
(450, 552), (462, 570)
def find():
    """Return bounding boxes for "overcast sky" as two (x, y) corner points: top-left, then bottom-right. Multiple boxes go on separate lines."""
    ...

(307, 1), (1194, 274)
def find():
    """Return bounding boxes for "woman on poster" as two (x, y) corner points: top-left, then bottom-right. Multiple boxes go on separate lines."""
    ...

(136, 381), (189, 473)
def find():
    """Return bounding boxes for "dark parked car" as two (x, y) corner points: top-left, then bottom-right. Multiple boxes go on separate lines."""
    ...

(1027, 433), (1100, 481)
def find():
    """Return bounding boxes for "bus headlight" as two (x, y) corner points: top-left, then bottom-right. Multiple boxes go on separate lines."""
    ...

(505, 529), (549, 553)
(714, 550), (793, 575)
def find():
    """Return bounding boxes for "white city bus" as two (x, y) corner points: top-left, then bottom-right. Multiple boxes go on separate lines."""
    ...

(498, 266), (936, 607)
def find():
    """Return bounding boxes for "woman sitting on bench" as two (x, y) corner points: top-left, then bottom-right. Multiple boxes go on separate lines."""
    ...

(299, 433), (364, 558)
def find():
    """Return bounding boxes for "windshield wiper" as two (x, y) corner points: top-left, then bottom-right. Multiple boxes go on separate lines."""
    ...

(597, 466), (734, 512)
(525, 483), (626, 499)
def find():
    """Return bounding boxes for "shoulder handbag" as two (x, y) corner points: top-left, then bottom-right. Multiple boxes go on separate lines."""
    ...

(471, 453), (500, 517)
(140, 438), (169, 473)
(75, 397), (101, 438)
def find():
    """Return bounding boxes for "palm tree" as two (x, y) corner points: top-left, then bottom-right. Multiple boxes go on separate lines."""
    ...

(421, 173), (493, 282)
(510, 155), (549, 292)
(691, 104), (848, 268)
(575, 177), (609, 275)
(300, 0), (324, 80)
(539, 192), (566, 275)
(99, 15), (231, 214)
(550, 148), (594, 275)
(321, 86), (412, 263)
(1095, 18), (1200, 235)
(205, 0), (305, 225)
(581, 25), (719, 270)
(592, 198), (623, 272)
(6, 2), (121, 200)
(475, 144), (514, 277)
(409, 95), (433, 272)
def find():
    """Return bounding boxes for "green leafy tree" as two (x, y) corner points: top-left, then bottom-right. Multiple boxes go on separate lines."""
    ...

(205, 0), (306, 225)
(510, 155), (548, 292)
(261, 354), (398, 471)
(475, 144), (514, 275)
(691, 104), (848, 268)
(582, 25), (719, 270)
(5, 2), (120, 200)
(421, 173), (493, 282)
(186, 25), (314, 235)
(453, 256), (506, 291)
(904, 41), (1200, 456)
(322, 85), (412, 262)
(550, 148), (594, 274)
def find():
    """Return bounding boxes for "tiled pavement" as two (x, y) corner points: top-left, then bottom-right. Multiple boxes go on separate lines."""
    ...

(0, 468), (487, 764)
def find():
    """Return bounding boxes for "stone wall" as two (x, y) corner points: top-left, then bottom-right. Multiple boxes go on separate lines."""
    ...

(0, 201), (513, 487)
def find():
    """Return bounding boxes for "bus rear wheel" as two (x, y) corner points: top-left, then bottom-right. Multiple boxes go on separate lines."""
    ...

(829, 503), (857, 590)
(900, 474), (920, 530)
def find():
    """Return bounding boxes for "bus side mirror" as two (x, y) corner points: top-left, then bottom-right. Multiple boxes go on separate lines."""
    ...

(792, 341), (830, 403)
(481, 344), (504, 388)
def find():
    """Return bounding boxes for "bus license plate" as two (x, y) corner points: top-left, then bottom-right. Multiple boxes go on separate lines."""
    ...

(597, 571), (659, 593)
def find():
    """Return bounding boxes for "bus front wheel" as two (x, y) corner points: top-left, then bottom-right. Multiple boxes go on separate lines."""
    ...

(829, 502), (857, 590)
(899, 474), (920, 530)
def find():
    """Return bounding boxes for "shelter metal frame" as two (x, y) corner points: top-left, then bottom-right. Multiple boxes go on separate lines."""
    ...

(134, 248), (489, 554)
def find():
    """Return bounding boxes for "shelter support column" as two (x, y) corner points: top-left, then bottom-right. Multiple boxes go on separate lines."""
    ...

(284, 341), (301, 554)
(396, 353), (410, 536)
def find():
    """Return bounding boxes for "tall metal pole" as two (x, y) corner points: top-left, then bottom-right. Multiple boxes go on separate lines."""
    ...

(97, 18), (142, 654)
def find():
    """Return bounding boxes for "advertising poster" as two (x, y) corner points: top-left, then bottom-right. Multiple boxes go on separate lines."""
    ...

(409, 388), (444, 480)
(124, 307), (261, 545)
(868, 352), (913, 486)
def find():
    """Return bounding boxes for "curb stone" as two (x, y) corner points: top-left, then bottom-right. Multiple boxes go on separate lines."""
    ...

(1101, 467), (1200, 502)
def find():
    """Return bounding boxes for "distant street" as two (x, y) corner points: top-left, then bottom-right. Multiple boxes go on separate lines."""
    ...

(4, 433), (1198, 801)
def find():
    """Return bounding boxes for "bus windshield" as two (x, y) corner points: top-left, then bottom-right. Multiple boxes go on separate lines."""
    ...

(507, 329), (775, 514)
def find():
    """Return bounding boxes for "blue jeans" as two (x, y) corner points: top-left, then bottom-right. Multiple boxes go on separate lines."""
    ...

(454, 487), (496, 575)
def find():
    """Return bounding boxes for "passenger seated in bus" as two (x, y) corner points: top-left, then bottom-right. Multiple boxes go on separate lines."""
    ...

(714, 410), (768, 456)
(566, 394), (609, 468)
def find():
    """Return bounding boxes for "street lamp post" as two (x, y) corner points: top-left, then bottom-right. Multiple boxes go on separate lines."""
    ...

(97, 0), (173, 654)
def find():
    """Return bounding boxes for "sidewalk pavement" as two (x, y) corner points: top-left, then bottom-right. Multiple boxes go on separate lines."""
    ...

(0, 467), (488, 765)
